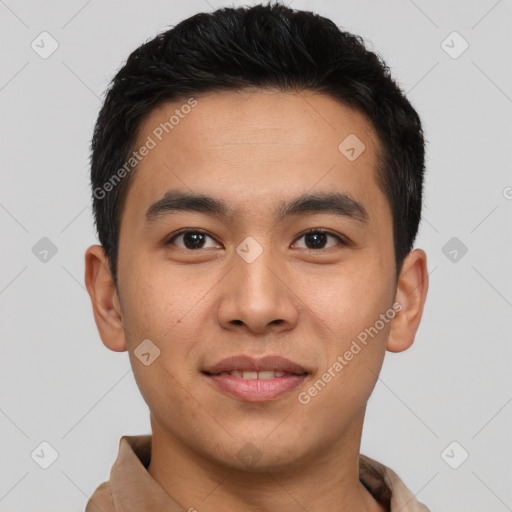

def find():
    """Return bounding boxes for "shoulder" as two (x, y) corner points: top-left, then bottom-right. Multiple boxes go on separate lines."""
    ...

(359, 454), (430, 512)
(85, 481), (115, 512)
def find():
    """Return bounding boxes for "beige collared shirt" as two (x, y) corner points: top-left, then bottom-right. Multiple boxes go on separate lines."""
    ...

(85, 435), (430, 512)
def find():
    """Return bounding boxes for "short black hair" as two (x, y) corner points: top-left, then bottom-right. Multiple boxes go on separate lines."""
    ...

(90, 1), (426, 289)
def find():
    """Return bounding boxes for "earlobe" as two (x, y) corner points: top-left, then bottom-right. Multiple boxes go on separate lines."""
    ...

(84, 244), (127, 352)
(386, 249), (429, 353)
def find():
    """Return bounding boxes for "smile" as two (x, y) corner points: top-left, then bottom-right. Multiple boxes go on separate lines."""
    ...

(203, 371), (308, 402)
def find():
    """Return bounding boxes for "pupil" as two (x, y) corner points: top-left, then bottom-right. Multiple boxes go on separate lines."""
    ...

(184, 232), (204, 249)
(306, 232), (326, 249)
(181, 232), (327, 250)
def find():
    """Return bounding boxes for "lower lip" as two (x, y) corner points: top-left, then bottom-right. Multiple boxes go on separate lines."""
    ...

(204, 373), (308, 402)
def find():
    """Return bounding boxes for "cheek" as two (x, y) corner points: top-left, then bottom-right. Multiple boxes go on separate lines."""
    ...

(122, 273), (203, 412)
(120, 261), (199, 342)
(121, 264), (212, 381)
(319, 268), (393, 404)
(301, 261), (392, 344)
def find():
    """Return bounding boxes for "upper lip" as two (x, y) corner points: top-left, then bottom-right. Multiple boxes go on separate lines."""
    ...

(203, 355), (309, 375)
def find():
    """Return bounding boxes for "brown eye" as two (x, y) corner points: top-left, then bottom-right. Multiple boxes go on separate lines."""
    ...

(293, 229), (346, 250)
(166, 230), (221, 250)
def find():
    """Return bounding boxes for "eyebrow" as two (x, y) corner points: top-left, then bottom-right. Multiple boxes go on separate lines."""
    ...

(145, 189), (369, 225)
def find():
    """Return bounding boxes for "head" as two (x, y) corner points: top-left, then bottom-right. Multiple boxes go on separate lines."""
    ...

(85, 2), (428, 472)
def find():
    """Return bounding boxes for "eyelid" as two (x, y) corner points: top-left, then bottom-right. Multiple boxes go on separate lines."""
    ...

(165, 228), (220, 246)
(293, 228), (349, 247)
(165, 228), (350, 249)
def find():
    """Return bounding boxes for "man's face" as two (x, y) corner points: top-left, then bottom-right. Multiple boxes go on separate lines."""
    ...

(115, 89), (397, 469)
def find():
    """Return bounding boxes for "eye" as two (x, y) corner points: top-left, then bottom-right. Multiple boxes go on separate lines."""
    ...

(165, 228), (348, 251)
(292, 229), (347, 250)
(166, 229), (221, 250)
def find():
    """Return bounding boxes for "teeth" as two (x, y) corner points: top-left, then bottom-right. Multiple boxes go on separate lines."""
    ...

(220, 370), (288, 379)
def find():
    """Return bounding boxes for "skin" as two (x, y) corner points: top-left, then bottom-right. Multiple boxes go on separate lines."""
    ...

(85, 89), (428, 512)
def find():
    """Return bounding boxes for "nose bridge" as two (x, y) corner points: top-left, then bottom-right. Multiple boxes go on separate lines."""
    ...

(234, 235), (280, 298)
(217, 234), (299, 332)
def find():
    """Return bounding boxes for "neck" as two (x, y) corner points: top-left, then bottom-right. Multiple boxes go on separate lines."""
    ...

(147, 412), (385, 512)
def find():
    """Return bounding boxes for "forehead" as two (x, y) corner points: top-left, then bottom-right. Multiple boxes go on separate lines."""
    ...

(122, 89), (387, 227)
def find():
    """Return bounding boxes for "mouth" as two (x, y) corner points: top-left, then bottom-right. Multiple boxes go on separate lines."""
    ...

(203, 369), (307, 379)
(202, 355), (310, 402)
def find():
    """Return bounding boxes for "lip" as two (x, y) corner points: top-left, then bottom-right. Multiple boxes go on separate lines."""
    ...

(202, 355), (310, 403)
(204, 372), (308, 402)
(202, 355), (309, 375)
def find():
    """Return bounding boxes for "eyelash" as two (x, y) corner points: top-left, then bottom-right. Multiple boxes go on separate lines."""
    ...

(165, 228), (348, 250)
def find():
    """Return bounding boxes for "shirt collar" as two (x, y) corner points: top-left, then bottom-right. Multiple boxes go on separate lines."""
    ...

(87, 434), (430, 512)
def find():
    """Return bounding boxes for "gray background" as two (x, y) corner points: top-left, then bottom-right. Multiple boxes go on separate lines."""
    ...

(1, 0), (511, 510)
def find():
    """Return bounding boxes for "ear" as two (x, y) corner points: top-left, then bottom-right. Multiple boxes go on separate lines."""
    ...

(386, 248), (429, 353)
(84, 244), (127, 352)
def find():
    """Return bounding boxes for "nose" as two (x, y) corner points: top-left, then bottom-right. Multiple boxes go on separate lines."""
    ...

(216, 242), (300, 335)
